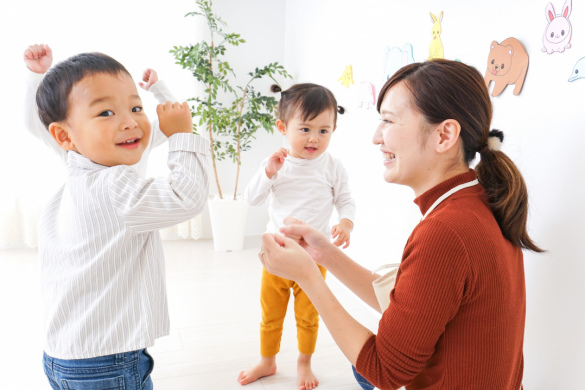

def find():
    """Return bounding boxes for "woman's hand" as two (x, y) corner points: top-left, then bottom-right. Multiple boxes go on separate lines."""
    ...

(259, 233), (322, 286)
(279, 217), (337, 268)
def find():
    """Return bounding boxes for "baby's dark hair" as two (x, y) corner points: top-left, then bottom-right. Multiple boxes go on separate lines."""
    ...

(36, 52), (132, 129)
(271, 83), (344, 125)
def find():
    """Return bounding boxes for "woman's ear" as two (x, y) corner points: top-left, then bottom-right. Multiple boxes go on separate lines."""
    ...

(276, 119), (286, 135)
(434, 119), (461, 154)
(49, 122), (76, 151)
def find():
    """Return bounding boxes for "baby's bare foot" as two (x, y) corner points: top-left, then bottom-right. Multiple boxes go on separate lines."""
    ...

(237, 357), (277, 385)
(298, 353), (319, 390)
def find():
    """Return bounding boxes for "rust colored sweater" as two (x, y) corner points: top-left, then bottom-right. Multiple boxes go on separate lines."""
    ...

(356, 170), (525, 390)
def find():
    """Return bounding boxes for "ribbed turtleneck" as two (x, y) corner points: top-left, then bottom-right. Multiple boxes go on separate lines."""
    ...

(356, 170), (525, 390)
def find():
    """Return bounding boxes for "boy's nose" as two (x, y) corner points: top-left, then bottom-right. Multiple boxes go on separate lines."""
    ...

(121, 116), (138, 131)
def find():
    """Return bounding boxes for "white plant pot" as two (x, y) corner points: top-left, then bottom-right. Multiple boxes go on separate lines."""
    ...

(208, 196), (248, 252)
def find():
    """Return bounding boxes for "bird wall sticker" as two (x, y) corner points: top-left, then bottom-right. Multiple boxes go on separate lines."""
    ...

(569, 57), (585, 81)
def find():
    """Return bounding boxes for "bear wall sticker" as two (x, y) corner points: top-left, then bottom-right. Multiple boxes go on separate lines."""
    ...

(382, 43), (415, 81)
(569, 57), (585, 81)
(484, 38), (529, 97)
(428, 11), (444, 60)
(542, 0), (572, 54)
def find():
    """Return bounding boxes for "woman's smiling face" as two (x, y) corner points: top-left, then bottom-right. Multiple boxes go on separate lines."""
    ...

(373, 81), (436, 194)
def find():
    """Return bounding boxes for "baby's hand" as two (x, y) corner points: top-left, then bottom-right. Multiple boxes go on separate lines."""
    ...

(265, 148), (288, 178)
(157, 101), (193, 137)
(138, 68), (158, 91)
(24, 44), (53, 74)
(331, 218), (353, 248)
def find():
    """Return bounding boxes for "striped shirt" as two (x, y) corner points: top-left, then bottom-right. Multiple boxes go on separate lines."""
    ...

(39, 133), (210, 359)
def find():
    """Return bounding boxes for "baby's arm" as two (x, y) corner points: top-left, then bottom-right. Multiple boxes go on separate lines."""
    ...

(244, 148), (287, 206)
(139, 68), (179, 149)
(23, 44), (67, 161)
(331, 219), (353, 249)
(331, 160), (356, 248)
(108, 102), (211, 232)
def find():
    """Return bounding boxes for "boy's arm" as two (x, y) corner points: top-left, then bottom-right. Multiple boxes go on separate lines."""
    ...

(23, 44), (68, 161)
(108, 133), (211, 232)
(139, 68), (179, 149)
(244, 158), (275, 206)
(108, 102), (211, 232)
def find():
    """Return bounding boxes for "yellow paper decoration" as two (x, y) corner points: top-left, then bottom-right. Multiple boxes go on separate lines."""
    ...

(338, 65), (354, 88)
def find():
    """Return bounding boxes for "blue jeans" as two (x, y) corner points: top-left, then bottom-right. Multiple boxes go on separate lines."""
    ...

(352, 365), (375, 390)
(43, 349), (154, 390)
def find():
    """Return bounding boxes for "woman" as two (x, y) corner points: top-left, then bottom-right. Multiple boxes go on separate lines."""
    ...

(258, 59), (543, 390)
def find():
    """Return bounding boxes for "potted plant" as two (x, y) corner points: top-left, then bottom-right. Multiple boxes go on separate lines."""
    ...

(170, 0), (291, 251)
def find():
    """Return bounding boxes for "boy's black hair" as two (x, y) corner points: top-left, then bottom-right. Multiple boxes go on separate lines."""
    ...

(36, 52), (131, 129)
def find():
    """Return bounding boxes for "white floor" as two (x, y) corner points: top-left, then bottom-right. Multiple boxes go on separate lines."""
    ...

(0, 236), (381, 389)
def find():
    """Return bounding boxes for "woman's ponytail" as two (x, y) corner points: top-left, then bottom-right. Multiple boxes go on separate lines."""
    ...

(476, 130), (544, 252)
(380, 59), (543, 253)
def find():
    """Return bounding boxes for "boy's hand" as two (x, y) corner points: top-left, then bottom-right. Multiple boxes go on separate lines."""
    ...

(265, 148), (288, 179)
(138, 68), (158, 91)
(331, 218), (353, 248)
(157, 101), (192, 137)
(24, 44), (53, 74)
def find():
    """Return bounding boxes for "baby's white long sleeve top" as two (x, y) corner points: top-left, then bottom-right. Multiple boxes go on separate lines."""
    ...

(245, 152), (355, 236)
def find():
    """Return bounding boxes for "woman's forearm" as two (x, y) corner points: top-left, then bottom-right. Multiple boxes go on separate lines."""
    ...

(322, 246), (384, 313)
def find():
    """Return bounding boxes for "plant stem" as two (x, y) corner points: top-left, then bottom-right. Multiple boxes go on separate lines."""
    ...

(233, 85), (248, 200)
(208, 42), (223, 199)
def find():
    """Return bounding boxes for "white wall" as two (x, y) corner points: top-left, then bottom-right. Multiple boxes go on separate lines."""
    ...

(283, 0), (585, 388)
(2, 0), (584, 387)
(0, 0), (287, 243)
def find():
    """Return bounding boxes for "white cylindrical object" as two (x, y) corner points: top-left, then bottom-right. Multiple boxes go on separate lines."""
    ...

(208, 197), (249, 252)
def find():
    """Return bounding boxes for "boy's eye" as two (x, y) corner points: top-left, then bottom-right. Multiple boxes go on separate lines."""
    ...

(132, 106), (143, 113)
(99, 110), (114, 117)
(301, 128), (310, 133)
(320, 129), (328, 134)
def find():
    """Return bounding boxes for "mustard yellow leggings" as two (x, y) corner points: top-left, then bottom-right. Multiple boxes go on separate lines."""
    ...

(260, 265), (327, 357)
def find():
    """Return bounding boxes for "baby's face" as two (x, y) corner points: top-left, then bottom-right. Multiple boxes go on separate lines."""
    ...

(282, 109), (336, 160)
(64, 73), (151, 167)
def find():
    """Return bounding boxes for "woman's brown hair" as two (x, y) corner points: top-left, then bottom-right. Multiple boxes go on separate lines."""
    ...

(378, 59), (543, 252)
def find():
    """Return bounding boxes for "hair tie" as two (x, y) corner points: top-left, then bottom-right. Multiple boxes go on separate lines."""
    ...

(337, 106), (345, 114)
(270, 84), (283, 94)
(478, 129), (504, 154)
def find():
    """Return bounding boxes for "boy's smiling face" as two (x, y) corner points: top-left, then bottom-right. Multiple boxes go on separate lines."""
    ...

(55, 72), (151, 167)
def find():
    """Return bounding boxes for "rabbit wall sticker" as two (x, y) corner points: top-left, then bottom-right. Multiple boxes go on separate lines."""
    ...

(428, 11), (444, 60)
(542, 0), (572, 54)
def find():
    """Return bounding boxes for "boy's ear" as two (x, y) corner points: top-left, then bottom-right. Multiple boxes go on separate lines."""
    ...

(434, 119), (461, 154)
(276, 119), (286, 135)
(49, 122), (76, 151)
